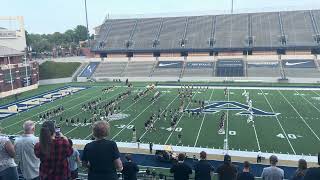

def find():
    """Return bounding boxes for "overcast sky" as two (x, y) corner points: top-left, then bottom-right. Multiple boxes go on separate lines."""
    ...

(1, 0), (320, 34)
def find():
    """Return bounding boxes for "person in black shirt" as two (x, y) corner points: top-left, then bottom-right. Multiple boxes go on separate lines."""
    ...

(82, 121), (123, 180)
(170, 153), (192, 180)
(121, 154), (139, 180)
(303, 153), (320, 180)
(217, 154), (238, 180)
(236, 161), (254, 180)
(194, 151), (214, 180)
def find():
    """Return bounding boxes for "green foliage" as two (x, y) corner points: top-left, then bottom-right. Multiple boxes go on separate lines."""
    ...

(26, 25), (90, 53)
(39, 61), (81, 80)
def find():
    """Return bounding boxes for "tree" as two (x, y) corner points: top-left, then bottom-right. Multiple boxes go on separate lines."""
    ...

(74, 25), (88, 42)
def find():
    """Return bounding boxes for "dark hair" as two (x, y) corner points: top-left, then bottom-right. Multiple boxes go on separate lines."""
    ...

(318, 153), (320, 165)
(270, 155), (278, 165)
(200, 151), (207, 160)
(178, 153), (185, 161)
(243, 161), (250, 169)
(125, 154), (132, 161)
(224, 154), (231, 164)
(39, 121), (55, 155)
(68, 139), (73, 147)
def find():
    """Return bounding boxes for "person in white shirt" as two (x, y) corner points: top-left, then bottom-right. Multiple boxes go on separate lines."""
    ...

(14, 120), (40, 180)
(261, 155), (284, 180)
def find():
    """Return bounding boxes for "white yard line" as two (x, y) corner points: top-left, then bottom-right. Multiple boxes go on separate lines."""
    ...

(193, 89), (214, 147)
(3, 87), (99, 129)
(139, 94), (179, 139)
(260, 89), (296, 155)
(110, 94), (163, 140)
(312, 90), (320, 96)
(295, 90), (320, 113)
(246, 89), (261, 151)
(278, 90), (320, 142)
(82, 92), (148, 140)
(164, 93), (197, 145)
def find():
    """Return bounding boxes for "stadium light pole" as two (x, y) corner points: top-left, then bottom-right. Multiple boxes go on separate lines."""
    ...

(231, 0), (234, 14)
(84, 0), (90, 47)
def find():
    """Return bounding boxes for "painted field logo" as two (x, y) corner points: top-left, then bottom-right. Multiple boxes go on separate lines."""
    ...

(186, 101), (279, 116)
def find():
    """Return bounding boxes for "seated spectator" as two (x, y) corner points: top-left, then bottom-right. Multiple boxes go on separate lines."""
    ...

(122, 154), (139, 180)
(303, 153), (320, 180)
(291, 159), (307, 180)
(261, 155), (284, 180)
(67, 139), (81, 180)
(237, 161), (254, 180)
(217, 154), (238, 180)
(82, 121), (123, 180)
(15, 120), (40, 180)
(34, 121), (73, 180)
(0, 130), (18, 180)
(170, 153), (192, 180)
(194, 151), (214, 180)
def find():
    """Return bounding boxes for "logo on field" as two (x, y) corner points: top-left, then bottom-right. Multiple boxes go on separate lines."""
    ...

(186, 101), (279, 116)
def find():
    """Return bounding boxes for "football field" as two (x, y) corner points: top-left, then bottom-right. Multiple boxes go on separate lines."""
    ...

(1, 82), (320, 158)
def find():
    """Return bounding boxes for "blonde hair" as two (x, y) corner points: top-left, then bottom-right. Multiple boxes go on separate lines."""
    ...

(92, 121), (110, 139)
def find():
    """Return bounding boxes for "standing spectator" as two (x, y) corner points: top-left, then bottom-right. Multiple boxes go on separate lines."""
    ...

(34, 121), (73, 180)
(261, 155), (284, 180)
(303, 153), (320, 180)
(15, 120), (40, 180)
(291, 159), (307, 180)
(170, 153), (192, 180)
(82, 121), (123, 180)
(217, 154), (238, 180)
(122, 154), (139, 180)
(237, 161), (254, 180)
(194, 151), (214, 180)
(67, 139), (81, 180)
(149, 142), (153, 154)
(0, 131), (18, 180)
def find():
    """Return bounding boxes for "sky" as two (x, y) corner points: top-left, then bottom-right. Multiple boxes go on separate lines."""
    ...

(1, 0), (320, 34)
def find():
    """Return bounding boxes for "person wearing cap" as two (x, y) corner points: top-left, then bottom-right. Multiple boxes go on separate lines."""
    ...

(261, 155), (284, 180)
(194, 151), (214, 180)
(303, 153), (320, 180)
(170, 153), (192, 180)
(236, 161), (254, 180)
(216, 154), (238, 180)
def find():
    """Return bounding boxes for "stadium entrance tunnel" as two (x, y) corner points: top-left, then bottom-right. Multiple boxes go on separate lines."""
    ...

(216, 59), (244, 77)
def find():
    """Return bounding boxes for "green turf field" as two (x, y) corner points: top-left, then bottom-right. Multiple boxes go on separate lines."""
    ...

(1, 82), (320, 156)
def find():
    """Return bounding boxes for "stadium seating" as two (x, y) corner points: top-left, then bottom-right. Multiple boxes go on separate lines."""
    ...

(185, 16), (212, 49)
(182, 62), (214, 77)
(92, 61), (128, 77)
(122, 61), (155, 77)
(151, 61), (183, 77)
(247, 61), (281, 77)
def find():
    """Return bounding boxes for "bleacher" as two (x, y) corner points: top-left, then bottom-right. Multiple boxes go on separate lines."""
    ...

(282, 59), (320, 77)
(123, 61), (155, 77)
(93, 9), (320, 52)
(151, 61), (183, 77)
(247, 61), (281, 77)
(92, 61), (128, 77)
(183, 62), (214, 77)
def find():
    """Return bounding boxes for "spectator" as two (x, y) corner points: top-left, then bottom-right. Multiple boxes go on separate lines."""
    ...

(67, 139), (81, 180)
(303, 153), (320, 180)
(217, 154), (238, 180)
(170, 153), (192, 180)
(82, 121), (123, 180)
(0, 130), (18, 180)
(34, 120), (73, 180)
(261, 155), (284, 180)
(122, 154), (139, 180)
(291, 159), (307, 180)
(149, 142), (153, 154)
(194, 151), (214, 180)
(15, 120), (40, 180)
(237, 161), (254, 180)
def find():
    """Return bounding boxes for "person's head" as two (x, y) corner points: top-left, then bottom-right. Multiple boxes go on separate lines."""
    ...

(269, 155), (278, 166)
(224, 154), (232, 165)
(200, 151), (207, 160)
(39, 121), (55, 154)
(23, 120), (35, 134)
(178, 153), (186, 162)
(243, 161), (250, 171)
(92, 121), (110, 139)
(297, 159), (307, 170)
(318, 153), (320, 166)
(68, 139), (73, 147)
(125, 154), (132, 162)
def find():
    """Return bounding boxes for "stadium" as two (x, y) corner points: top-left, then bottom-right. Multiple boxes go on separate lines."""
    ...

(1, 4), (320, 180)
